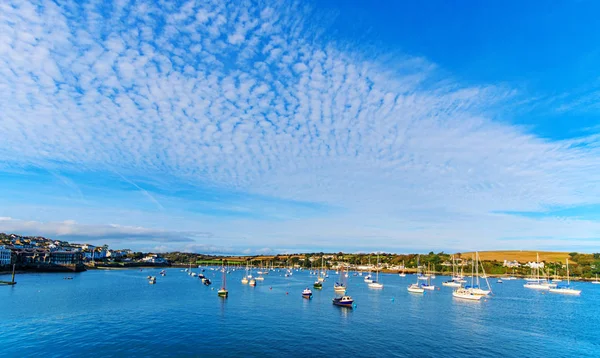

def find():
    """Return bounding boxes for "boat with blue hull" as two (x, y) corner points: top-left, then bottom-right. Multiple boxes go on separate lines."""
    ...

(332, 295), (354, 308)
(302, 288), (313, 299)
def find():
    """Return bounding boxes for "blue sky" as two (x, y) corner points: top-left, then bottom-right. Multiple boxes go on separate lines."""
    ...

(1, 0), (599, 254)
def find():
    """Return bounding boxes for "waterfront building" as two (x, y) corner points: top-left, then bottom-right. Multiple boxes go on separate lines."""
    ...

(0, 245), (12, 265)
(142, 254), (168, 264)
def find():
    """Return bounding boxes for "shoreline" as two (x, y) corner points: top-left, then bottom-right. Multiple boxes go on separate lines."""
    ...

(2, 267), (598, 282)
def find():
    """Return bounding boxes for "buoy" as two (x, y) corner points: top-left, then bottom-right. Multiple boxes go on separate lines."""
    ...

(286, 292), (288, 295)
(391, 297), (395, 302)
(269, 287), (272, 290)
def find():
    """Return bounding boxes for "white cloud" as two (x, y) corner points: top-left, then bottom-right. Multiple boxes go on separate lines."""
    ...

(0, 217), (210, 246)
(0, 0), (599, 252)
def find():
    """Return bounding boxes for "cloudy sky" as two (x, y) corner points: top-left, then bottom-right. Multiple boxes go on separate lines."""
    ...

(1, 0), (599, 254)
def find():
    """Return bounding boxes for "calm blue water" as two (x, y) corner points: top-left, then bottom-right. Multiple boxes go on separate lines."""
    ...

(1, 268), (599, 357)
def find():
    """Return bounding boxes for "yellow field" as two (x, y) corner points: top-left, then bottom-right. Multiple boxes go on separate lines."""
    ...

(460, 251), (571, 263)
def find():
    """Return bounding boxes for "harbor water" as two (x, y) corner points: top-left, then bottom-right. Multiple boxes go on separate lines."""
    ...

(1, 268), (599, 357)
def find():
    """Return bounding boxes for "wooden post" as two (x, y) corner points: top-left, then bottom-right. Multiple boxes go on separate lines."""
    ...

(11, 264), (16, 283)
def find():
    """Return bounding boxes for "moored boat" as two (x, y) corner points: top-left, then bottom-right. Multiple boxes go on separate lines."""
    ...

(549, 259), (581, 295)
(368, 253), (384, 289)
(407, 283), (424, 293)
(332, 295), (354, 308)
(218, 263), (228, 298)
(452, 287), (482, 301)
(302, 288), (313, 299)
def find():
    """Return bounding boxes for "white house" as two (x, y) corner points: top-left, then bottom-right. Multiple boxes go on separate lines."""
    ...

(503, 260), (521, 268)
(526, 261), (544, 269)
(142, 254), (168, 264)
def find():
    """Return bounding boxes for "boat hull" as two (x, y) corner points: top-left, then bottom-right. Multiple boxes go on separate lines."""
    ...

(332, 300), (353, 308)
(452, 292), (482, 301)
(549, 288), (581, 295)
(368, 283), (384, 289)
(442, 282), (461, 287)
(407, 285), (424, 294)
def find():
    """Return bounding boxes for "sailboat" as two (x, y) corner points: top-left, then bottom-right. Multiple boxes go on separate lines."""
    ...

(466, 252), (491, 296)
(217, 264), (228, 298)
(241, 261), (249, 284)
(420, 262), (435, 290)
(314, 257), (324, 289)
(452, 287), (482, 301)
(334, 265), (347, 293)
(592, 274), (600, 284)
(317, 257), (325, 282)
(443, 256), (462, 287)
(552, 264), (562, 283)
(549, 258), (581, 295)
(368, 253), (384, 289)
(408, 256), (425, 294)
(399, 260), (406, 277)
(524, 253), (550, 290)
(364, 256), (373, 283)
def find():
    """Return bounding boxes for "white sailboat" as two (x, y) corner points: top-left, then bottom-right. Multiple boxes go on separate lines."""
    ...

(399, 260), (406, 277)
(364, 256), (373, 283)
(241, 261), (249, 284)
(592, 274), (600, 284)
(368, 253), (384, 289)
(408, 256), (425, 294)
(467, 252), (491, 296)
(443, 255), (462, 287)
(420, 263), (435, 291)
(549, 258), (581, 295)
(524, 253), (550, 290)
(334, 265), (347, 293)
(453, 287), (482, 301)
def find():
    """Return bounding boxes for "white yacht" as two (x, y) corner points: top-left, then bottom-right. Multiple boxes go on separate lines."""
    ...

(453, 287), (482, 301)
(549, 259), (581, 295)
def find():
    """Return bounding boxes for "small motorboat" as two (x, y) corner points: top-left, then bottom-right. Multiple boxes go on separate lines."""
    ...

(204, 279), (212, 286)
(302, 288), (313, 299)
(332, 295), (354, 308)
(148, 276), (157, 284)
(313, 281), (322, 289)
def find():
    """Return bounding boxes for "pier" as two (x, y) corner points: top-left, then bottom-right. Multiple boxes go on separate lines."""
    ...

(0, 264), (16, 285)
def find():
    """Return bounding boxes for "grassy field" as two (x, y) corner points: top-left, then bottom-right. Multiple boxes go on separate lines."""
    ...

(460, 251), (571, 263)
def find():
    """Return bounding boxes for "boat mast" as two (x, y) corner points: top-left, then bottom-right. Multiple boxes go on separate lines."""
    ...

(475, 252), (480, 288)
(567, 258), (570, 286)
(376, 253), (379, 282)
(222, 260), (227, 289)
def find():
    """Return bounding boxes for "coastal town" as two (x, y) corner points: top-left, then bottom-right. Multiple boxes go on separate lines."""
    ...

(0, 232), (168, 273)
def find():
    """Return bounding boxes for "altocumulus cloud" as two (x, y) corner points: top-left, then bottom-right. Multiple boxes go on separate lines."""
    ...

(0, 0), (599, 251)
